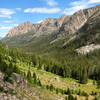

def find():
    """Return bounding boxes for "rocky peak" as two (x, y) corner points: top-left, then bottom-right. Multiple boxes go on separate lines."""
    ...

(58, 15), (70, 27)
(5, 15), (68, 38)
(56, 5), (100, 39)
(83, 5), (100, 18)
(6, 21), (34, 37)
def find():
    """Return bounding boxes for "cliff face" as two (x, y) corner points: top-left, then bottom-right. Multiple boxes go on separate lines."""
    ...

(6, 16), (68, 38)
(56, 5), (100, 39)
(6, 22), (34, 37)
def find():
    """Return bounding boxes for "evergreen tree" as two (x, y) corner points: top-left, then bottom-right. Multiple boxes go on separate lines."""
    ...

(56, 88), (59, 94)
(80, 67), (88, 84)
(50, 84), (54, 91)
(68, 94), (74, 100)
(65, 96), (68, 100)
(33, 72), (37, 83)
(66, 88), (71, 95)
(38, 80), (42, 86)
(27, 70), (31, 80)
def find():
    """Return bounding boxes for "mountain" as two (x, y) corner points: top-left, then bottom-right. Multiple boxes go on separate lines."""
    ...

(56, 5), (100, 40)
(6, 22), (34, 37)
(5, 15), (68, 38)
(3, 5), (100, 54)
(3, 15), (68, 46)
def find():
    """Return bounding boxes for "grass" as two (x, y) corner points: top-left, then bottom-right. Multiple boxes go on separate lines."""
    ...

(16, 62), (100, 97)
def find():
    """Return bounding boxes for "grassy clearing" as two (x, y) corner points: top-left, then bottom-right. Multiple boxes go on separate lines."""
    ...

(16, 62), (100, 100)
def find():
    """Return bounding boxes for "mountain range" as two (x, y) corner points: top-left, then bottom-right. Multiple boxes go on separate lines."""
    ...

(3, 5), (100, 54)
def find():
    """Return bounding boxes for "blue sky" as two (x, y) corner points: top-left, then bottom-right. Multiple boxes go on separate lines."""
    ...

(0, 0), (100, 37)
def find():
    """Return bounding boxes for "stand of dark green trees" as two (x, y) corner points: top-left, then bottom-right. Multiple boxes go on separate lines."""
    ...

(6, 45), (100, 85)
(1, 40), (100, 85)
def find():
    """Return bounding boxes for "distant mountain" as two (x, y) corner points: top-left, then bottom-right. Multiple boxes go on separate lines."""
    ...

(3, 5), (100, 54)
(3, 15), (68, 45)
(5, 15), (68, 38)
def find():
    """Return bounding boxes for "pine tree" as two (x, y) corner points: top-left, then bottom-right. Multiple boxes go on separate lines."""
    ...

(56, 88), (59, 94)
(68, 94), (74, 100)
(65, 96), (68, 100)
(66, 88), (71, 95)
(33, 72), (37, 83)
(27, 70), (31, 80)
(46, 85), (49, 90)
(50, 84), (54, 91)
(38, 80), (42, 86)
(80, 67), (88, 84)
(97, 68), (100, 89)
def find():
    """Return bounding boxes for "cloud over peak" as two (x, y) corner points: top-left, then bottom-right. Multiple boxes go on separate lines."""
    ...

(64, 0), (100, 15)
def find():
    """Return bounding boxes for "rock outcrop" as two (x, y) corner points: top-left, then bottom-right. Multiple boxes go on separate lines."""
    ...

(6, 22), (34, 37)
(0, 72), (62, 100)
(76, 44), (100, 54)
(0, 72), (29, 100)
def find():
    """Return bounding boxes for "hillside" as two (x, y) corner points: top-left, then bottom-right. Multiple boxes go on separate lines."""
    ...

(0, 41), (68, 100)
(2, 5), (100, 100)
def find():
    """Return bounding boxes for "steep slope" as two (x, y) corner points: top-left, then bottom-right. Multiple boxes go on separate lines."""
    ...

(6, 22), (34, 37)
(4, 15), (68, 38)
(56, 5), (100, 40)
(3, 15), (68, 46)
(70, 6), (100, 48)
(3, 5), (100, 54)
(62, 6), (100, 54)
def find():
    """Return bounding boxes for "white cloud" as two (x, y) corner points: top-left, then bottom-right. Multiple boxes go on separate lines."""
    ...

(0, 26), (12, 30)
(64, 0), (100, 15)
(45, 0), (58, 6)
(0, 8), (15, 18)
(15, 8), (22, 11)
(24, 8), (61, 14)
(89, 0), (100, 4)
(3, 20), (13, 23)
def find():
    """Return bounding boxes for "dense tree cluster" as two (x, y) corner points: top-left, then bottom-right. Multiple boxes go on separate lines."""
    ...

(0, 41), (20, 77)
(4, 43), (100, 84)
(1, 38), (100, 86)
